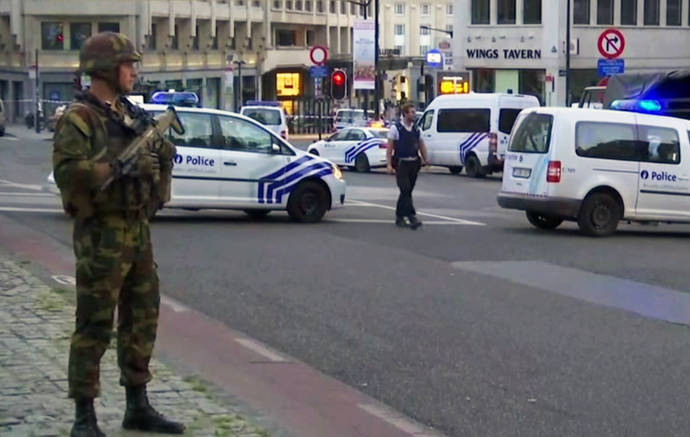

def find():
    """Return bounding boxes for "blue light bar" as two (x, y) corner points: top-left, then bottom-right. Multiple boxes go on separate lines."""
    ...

(610, 99), (662, 114)
(637, 100), (662, 112)
(151, 91), (199, 107)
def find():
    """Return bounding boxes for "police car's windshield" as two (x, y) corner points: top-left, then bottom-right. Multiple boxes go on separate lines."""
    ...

(337, 110), (366, 122)
(243, 108), (281, 126)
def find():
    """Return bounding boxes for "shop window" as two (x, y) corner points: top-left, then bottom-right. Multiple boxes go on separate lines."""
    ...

(597, 0), (613, 25)
(573, 0), (590, 24)
(666, 0), (682, 26)
(473, 70), (495, 92)
(519, 70), (545, 105)
(497, 0), (516, 24)
(70, 23), (91, 50)
(644, 0), (660, 25)
(472, 0), (490, 24)
(42, 22), (64, 50)
(437, 109), (490, 133)
(523, 0), (541, 24)
(98, 22), (119, 33)
(620, 0), (637, 25)
(276, 72), (301, 97)
(575, 122), (638, 161)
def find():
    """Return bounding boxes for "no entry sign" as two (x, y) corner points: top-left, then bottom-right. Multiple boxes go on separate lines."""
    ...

(597, 28), (625, 59)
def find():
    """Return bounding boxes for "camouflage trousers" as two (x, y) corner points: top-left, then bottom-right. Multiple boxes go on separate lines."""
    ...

(68, 214), (160, 399)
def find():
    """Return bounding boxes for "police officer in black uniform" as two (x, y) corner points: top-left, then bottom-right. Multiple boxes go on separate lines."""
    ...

(387, 103), (430, 229)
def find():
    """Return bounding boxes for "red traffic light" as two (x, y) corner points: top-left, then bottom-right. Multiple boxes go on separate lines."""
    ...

(332, 71), (345, 86)
(56, 34), (64, 43)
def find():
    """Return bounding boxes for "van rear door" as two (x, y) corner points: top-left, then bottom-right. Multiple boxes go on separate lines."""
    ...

(502, 112), (554, 197)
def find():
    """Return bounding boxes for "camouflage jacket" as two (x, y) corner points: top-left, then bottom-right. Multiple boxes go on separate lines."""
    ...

(52, 92), (175, 219)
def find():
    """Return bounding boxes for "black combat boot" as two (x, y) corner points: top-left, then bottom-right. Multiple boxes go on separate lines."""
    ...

(71, 398), (105, 437)
(122, 385), (185, 434)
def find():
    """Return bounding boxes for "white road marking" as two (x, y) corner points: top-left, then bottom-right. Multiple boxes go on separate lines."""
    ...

(347, 199), (485, 226)
(0, 136), (18, 141)
(0, 192), (56, 197)
(161, 296), (189, 313)
(0, 179), (44, 191)
(52, 275), (76, 286)
(235, 338), (288, 362)
(358, 403), (445, 436)
(0, 206), (63, 213)
(328, 218), (478, 225)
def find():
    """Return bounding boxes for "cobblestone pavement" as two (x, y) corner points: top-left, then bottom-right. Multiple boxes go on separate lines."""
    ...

(0, 259), (271, 437)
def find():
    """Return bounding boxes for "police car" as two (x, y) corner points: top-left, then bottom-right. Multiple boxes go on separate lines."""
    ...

(48, 104), (346, 223)
(498, 107), (690, 236)
(306, 127), (389, 172)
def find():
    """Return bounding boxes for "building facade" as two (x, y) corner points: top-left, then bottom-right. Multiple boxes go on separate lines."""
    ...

(453, 0), (690, 106)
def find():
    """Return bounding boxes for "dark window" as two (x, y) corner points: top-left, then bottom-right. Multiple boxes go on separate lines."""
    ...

(575, 122), (638, 161)
(211, 25), (218, 49)
(523, 0), (542, 24)
(499, 109), (523, 134)
(497, 0), (516, 24)
(667, 0), (682, 25)
(42, 22), (64, 50)
(472, 0), (490, 24)
(306, 29), (315, 46)
(621, 0), (637, 25)
(70, 23), (91, 50)
(317, 0), (324, 13)
(437, 109), (490, 133)
(274, 0), (281, 8)
(340, 0), (346, 14)
(638, 125), (681, 164)
(242, 108), (282, 126)
(346, 129), (366, 141)
(330, 1), (335, 13)
(509, 113), (553, 153)
(597, 0), (613, 24)
(644, 0), (660, 25)
(421, 110), (434, 130)
(573, 0), (590, 24)
(172, 25), (179, 49)
(149, 23), (157, 50)
(98, 22), (119, 33)
(277, 29), (296, 46)
(473, 70), (495, 92)
(192, 25), (199, 50)
(168, 112), (214, 148)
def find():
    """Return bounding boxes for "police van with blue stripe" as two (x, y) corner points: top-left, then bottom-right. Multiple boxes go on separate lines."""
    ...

(142, 104), (346, 222)
(417, 93), (540, 177)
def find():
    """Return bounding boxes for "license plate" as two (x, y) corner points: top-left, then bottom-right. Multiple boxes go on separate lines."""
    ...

(513, 167), (531, 178)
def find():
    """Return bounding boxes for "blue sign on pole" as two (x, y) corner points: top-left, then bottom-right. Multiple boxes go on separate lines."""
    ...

(49, 91), (60, 101)
(597, 59), (625, 76)
(309, 66), (329, 78)
(425, 49), (443, 69)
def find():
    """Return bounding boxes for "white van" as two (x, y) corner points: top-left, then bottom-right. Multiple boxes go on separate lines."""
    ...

(417, 93), (540, 177)
(240, 101), (289, 141)
(498, 107), (690, 236)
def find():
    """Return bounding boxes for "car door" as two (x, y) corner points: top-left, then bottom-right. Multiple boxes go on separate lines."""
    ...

(418, 109), (436, 161)
(167, 111), (221, 206)
(322, 129), (350, 163)
(498, 108), (524, 160)
(343, 129), (367, 165)
(216, 114), (292, 207)
(635, 121), (690, 219)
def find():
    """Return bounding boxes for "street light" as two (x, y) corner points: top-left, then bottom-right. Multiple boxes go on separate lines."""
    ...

(419, 25), (453, 39)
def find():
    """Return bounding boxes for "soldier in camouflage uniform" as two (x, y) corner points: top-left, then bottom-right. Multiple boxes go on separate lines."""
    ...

(52, 32), (183, 437)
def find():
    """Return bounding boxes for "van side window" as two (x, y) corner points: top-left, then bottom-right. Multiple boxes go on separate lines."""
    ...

(499, 109), (523, 134)
(575, 122), (637, 161)
(637, 125), (680, 165)
(420, 110), (434, 130)
(437, 109), (490, 133)
(509, 113), (553, 153)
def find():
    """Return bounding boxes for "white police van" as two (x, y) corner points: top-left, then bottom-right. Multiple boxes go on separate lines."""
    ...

(498, 107), (690, 236)
(417, 93), (540, 177)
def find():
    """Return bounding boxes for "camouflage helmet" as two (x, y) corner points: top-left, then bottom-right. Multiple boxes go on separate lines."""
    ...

(79, 32), (141, 76)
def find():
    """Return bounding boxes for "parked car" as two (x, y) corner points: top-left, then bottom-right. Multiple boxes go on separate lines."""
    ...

(307, 127), (389, 172)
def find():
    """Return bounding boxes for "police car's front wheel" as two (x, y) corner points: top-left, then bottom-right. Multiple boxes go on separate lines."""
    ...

(287, 181), (328, 223)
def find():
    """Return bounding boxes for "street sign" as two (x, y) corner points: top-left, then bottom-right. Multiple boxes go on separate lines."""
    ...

(49, 91), (60, 101)
(425, 49), (443, 68)
(597, 28), (625, 59)
(309, 46), (329, 66)
(309, 65), (329, 78)
(598, 58), (625, 76)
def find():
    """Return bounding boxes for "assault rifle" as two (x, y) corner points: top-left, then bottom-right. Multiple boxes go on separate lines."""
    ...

(100, 105), (184, 191)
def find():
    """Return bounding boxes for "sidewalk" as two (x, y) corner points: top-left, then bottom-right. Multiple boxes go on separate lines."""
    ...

(0, 258), (271, 437)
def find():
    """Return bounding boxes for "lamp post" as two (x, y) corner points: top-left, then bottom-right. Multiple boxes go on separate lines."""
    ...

(566, 0), (572, 106)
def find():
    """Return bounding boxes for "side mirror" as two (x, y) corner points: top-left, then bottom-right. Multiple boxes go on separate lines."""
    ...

(272, 143), (281, 154)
